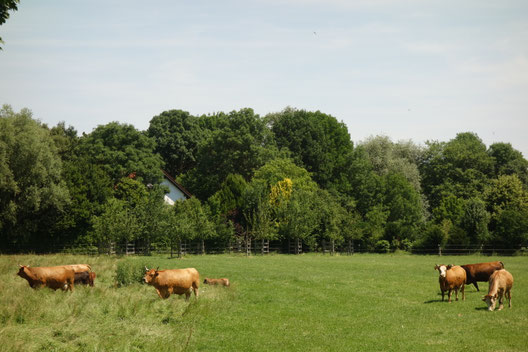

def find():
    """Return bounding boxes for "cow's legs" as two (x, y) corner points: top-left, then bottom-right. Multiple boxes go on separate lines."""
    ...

(156, 288), (169, 299)
(507, 289), (512, 308)
(461, 284), (465, 301)
(498, 293), (504, 311)
(473, 282), (479, 291)
(448, 289), (452, 303)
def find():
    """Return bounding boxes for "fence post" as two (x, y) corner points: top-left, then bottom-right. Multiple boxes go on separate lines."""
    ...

(438, 245), (442, 256)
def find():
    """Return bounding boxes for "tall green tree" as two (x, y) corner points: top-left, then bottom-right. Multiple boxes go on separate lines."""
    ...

(420, 132), (494, 209)
(487, 142), (528, 187)
(147, 110), (204, 177)
(382, 172), (424, 245)
(76, 122), (164, 185)
(182, 108), (276, 200)
(0, 105), (70, 251)
(267, 107), (354, 191)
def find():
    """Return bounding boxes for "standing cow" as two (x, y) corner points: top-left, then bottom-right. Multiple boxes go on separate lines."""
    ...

(482, 269), (514, 311)
(17, 265), (75, 291)
(143, 267), (200, 300)
(434, 264), (466, 302)
(461, 261), (504, 291)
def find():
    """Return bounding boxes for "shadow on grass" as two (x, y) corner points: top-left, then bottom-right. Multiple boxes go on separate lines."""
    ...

(423, 299), (444, 304)
(474, 307), (490, 311)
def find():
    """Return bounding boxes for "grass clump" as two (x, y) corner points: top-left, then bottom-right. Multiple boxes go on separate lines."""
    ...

(115, 258), (149, 287)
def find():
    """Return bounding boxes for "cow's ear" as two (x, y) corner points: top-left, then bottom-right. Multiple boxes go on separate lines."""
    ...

(434, 265), (439, 270)
(447, 264), (453, 269)
(145, 266), (149, 272)
(156, 266), (159, 271)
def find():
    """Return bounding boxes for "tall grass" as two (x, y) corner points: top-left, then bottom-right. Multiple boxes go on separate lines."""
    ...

(0, 253), (526, 351)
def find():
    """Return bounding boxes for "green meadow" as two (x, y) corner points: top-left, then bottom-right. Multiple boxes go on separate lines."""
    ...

(0, 253), (526, 352)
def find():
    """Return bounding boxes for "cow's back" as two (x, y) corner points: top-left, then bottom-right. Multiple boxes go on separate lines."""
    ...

(157, 268), (199, 288)
(490, 269), (514, 289)
(446, 265), (466, 286)
(462, 261), (503, 280)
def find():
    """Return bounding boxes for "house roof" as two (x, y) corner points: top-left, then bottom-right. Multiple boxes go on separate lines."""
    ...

(161, 169), (193, 199)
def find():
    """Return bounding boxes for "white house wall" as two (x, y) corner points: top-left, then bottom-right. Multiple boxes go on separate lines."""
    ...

(161, 179), (187, 205)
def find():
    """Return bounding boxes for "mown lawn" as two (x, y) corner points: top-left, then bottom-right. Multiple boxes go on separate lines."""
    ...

(0, 253), (526, 351)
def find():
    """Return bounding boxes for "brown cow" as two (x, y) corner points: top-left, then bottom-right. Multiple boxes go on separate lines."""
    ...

(17, 265), (75, 291)
(65, 264), (92, 273)
(74, 271), (96, 287)
(461, 261), (504, 291)
(143, 267), (200, 300)
(482, 269), (514, 311)
(203, 278), (230, 287)
(434, 264), (466, 302)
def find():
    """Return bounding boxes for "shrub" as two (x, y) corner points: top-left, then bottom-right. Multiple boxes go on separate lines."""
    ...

(115, 260), (148, 287)
(375, 240), (390, 253)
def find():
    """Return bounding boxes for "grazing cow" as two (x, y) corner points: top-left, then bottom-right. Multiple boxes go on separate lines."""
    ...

(434, 264), (466, 302)
(17, 265), (75, 291)
(74, 271), (96, 287)
(461, 261), (504, 291)
(482, 269), (514, 311)
(203, 278), (230, 287)
(143, 267), (200, 300)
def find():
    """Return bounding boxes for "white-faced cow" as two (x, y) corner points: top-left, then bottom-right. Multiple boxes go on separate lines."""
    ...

(434, 264), (466, 303)
(143, 267), (200, 300)
(482, 269), (514, 311)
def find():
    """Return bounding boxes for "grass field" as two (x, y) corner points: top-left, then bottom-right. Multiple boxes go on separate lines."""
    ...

(0, 253), (527, 351)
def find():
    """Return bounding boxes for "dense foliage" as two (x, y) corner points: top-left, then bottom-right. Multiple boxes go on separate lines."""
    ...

(1, 104), (527, 253)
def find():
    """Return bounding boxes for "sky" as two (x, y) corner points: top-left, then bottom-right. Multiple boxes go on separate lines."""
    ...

(1, 0), (527, 156)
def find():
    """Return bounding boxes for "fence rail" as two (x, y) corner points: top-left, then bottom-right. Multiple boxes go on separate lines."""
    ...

(3, 242), (526, 257)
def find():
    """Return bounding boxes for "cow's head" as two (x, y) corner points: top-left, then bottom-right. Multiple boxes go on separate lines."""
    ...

(17, 265), (28, 278)
(482, 294), (498, 311)
(434, 264), (454, 278)
(203, 278), (210, 284)
(143, 266), (160, 284)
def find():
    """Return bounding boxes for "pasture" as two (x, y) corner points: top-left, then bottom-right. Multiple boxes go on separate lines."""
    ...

(0, 253), (527, 352)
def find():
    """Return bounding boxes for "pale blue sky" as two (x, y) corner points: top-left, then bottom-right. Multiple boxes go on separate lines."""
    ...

(1, 1), (527, 156)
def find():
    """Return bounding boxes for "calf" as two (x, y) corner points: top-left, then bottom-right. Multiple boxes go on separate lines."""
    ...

(434, 264), (466, 302)
(482, 269), (513, 311)
(17, 265), (75, 291)
(203, 278), (230, 287)
(74, 271), (96, 287)
(461, 261), (504, 291)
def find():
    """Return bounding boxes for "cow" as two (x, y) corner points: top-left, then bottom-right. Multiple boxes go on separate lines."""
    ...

(17, 265), (75, 292)
(434, 264), (466, 302)
(65, 264), (92, 273)
(74, 271), (96, 287)
(203, 278), (230, 287)
(461, 261), (504, 291)
(143, 267), (200, 300)
(482, 269), (514, 311)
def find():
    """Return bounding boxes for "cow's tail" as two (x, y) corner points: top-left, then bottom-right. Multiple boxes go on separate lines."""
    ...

(499, 261), (504, 269)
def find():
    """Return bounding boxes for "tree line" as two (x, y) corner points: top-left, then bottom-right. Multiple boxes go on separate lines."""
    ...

(1, 104), (527, 254)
